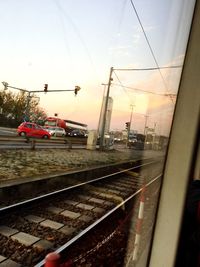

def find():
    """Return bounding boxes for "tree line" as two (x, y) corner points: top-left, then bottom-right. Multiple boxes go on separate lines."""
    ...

(0, 90), (47, 127)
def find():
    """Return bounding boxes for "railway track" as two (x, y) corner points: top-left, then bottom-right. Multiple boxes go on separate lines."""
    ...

(0, 157), (163, 266)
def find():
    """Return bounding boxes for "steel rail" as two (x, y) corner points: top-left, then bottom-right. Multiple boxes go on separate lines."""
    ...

(35, 172), (163, 267)
(0, 158), (159, 215)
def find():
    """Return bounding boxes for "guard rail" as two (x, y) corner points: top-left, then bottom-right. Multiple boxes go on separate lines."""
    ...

(0, 135), (87, 149)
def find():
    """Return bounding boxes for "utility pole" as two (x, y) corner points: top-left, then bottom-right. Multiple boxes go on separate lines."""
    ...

(144, 115), (149, 149)
(99, 67), (113, 150)
(144, 115), (149, 135)
(152, 122), (157, 149)
(126, 104), (135, 148)
(97, 83), (107, 137)
(128, 104), (135, 137)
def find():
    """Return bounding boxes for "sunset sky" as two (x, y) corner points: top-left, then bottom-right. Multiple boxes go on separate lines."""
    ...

(0, 0), (195, 135)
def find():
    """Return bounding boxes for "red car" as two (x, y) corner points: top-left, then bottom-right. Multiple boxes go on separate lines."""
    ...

(17, 122), (51, 139)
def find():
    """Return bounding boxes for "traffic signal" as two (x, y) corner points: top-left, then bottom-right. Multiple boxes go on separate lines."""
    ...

(2, 81), (8, 90)
(44, 84), (48, 92)
(74, 85), (81, 96)
(125, 122), (130, 130)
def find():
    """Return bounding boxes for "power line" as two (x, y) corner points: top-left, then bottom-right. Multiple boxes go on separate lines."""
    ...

(113, 82), (160, 95)
(112, 82), (177, 97)
(54, 0), (101, 84)
(113, 70), (135, 102)
(114, 65), (182, 71)
(111, 0), (128, 65)
(129, 0), (174, 103)
(112, 71), (175, 96)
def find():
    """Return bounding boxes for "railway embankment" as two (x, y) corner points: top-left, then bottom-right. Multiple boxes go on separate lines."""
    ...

(0, 148), (163, 186)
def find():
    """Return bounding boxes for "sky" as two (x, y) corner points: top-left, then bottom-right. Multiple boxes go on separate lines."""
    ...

(0, 0), (196, 135)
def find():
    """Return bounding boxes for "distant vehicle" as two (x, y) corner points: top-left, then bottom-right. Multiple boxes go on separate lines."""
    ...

(129, 140), (144, 150)
(17, 122), (51, 139)
(128, 138), (137, 147)
(44, 117), (87, 135)
(68, 129), (87, 138)
(96, 134), (114, 146)
(44, 127), (66, 137)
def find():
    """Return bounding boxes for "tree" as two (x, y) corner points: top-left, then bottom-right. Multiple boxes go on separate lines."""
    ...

(0, 90), (47, 127)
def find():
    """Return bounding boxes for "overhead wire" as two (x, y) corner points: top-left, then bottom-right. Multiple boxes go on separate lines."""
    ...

(110, 0), (128, 65)
(112, 70), (135, 103)
(129, 0), (174, 103)
(112, 82), (177, 97)
(112, 68), (177, 100)
(54, 0), (75, 84)
(114, 65), (182, 71)
(54, 0), (101, 84)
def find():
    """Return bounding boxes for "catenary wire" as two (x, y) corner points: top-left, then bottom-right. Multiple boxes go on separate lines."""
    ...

(112, 82), (177, 97)
(113, 69), (177, 98)
(114, 65), (182, 71)
(113, 70), (135, 103)
(129, 0), (174, 103)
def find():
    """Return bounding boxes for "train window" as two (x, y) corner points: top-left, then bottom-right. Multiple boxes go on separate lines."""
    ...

(148, 1), (200, 267)
(0, 1), (199, 267)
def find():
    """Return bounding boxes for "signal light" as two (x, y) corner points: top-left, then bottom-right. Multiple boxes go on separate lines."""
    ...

(2, 81), (8, 90)
(125, 122), (130, 130)
(74, 85), (81, 96)
(44, 84), (48, 92)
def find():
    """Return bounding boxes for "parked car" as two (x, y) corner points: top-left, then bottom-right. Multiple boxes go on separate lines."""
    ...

(17, 122), (51, 139)
(44, 127), (66, 137)
(68, 129), (87, 137)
